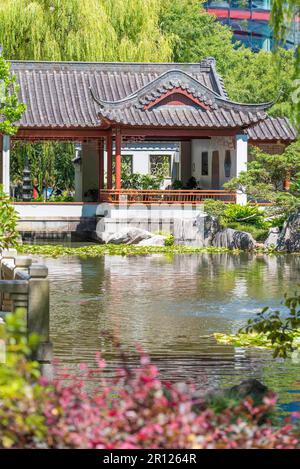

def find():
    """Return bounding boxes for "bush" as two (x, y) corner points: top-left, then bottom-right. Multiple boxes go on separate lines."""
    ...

(1, 314), (300, 449)
(121, 173), (163, 190)
(225, 222), (269, 242)
(203, 199), (227, 219)
(204, 200), (269, 239)
(0, 185), (19, 250)
(223, 204), (266, 228)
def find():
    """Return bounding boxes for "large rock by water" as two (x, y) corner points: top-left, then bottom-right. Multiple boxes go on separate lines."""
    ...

(276, 209), (300, 252)
(212, 228), (255, 250)
(264, 227), (280, 249)
(228, 379), (269, 402)
(138, 235), (167, 246)
(174, 214), (220, 247)
(98, 228), (152, 245)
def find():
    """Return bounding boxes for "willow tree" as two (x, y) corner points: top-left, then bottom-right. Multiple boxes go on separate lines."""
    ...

(271, 1), (300, 127)
(0, 0), (172, 61)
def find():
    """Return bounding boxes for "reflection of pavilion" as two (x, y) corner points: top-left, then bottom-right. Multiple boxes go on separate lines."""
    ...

(43, 253), (300, 388)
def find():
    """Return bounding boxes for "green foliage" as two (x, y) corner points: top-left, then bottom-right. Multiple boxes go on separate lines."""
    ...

(271, 0), (300, 126)
(0, 0), (172, 62)
(214, 331), (278, 349)
(224, 144), (300, 216)
(171, 180), (183, 190)
(204, 200), (269, 240)
(203, 199), (227, 220)
(164, 234), (174, 247)
(225, 223), (269, 242)
(241, 292), (300, 358)
(18, 243), (231, 258)
(121, 173), (163, 190)
(0, 54), (26, 135)
(0, 185), (19, 250)
(223, 204), (265, 227)
(159, 1), (295, 120)
(11, 141), (75, 198)
(0, 310), (46, 448)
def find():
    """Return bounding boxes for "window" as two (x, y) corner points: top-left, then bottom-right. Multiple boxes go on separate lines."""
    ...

(149, 155), (171, 178)
(201, 152), (209, 176)
(224, 150), (232, 178)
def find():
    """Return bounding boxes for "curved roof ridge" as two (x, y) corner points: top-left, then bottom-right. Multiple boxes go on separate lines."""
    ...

(89, 68), (223, 107)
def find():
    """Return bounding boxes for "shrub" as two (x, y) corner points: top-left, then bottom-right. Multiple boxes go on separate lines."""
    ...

(0, 185), (19, 250)
(164, 234), (175, 246)
(225, 222), (269, 242)
(203, 199), (227, 219)
(1, 314), (300, 449)
(223, 204), (266, 228)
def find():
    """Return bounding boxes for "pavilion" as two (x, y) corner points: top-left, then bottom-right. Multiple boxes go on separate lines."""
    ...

(0, 58), (297, 207)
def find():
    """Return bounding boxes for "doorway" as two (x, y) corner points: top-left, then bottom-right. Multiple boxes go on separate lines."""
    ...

(211, 151), (220, 189)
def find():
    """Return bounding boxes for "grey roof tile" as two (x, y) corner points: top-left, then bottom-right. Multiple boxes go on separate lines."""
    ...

(9, 59), (296, 142)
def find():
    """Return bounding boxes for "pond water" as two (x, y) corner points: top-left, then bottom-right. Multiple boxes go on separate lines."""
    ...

(39, 252), (300, 407)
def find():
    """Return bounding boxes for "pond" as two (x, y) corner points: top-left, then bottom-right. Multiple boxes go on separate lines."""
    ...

(39, 252), (300, 408)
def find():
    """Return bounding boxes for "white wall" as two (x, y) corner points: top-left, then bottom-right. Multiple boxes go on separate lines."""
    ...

(103, 141), (180, 189)
(191, 137), (236, 189)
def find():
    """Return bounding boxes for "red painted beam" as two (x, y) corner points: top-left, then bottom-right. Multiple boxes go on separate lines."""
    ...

(14, 128), (109, 140)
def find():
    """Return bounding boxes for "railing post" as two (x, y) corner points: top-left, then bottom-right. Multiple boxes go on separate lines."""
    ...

(27, 265), (50, 342)
(0, 249), (18, 312)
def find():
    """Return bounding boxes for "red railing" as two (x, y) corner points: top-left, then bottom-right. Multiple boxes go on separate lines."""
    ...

(99, 189), (236, 205)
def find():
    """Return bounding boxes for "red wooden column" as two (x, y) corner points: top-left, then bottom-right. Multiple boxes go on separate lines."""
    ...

(98, 138), (104, 200)
(115, 129), (122, 190)
(106, 133), (113, 189)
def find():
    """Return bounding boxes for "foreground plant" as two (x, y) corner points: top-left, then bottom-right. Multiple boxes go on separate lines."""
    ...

(0, 185), (19, 250)
(215, 292), (300, 359)
(1, 314), (300, 449)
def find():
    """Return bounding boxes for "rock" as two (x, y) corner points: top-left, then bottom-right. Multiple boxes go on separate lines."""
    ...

(98, 228), (152, 245)
(212, 228), (255, 250)
(264, 227), (280, 249)
(277, 209), (300, 252)
(173, 214), (220, 247)
(228, 379), (269, 401)
(138, 235), (166, 246)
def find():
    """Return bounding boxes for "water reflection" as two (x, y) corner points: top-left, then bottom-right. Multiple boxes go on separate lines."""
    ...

(37, 252), (300, 403)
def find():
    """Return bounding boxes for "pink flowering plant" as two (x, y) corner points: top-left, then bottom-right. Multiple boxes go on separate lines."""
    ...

(1, 313), (300, 449)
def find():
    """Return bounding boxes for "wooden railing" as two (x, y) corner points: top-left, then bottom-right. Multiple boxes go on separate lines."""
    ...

(99, 189), (236, 205)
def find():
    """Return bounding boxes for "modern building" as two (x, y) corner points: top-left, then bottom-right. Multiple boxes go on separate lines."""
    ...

(204, 1), (299, 51)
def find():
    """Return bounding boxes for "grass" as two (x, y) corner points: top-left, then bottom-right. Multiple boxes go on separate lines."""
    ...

(225, 222), (270, 242)
(18, 243), (234, 258)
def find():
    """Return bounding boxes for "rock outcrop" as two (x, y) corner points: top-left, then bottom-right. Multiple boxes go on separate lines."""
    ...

(173, 214), (220, 247)
(264, 227), (280, 249)
(228, 379), (269, 402)
(212, 228), (256, 250)
(97, 228), (152, 245)
(138, 235), (167, 246)
(276, 209), (300, 252)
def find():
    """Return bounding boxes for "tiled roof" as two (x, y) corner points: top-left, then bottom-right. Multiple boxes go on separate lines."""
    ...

(92, 69), (271, 129)
(11, 58), (227, 129)
(246, 117), (297, 141)
(9, 59), (296, 142)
